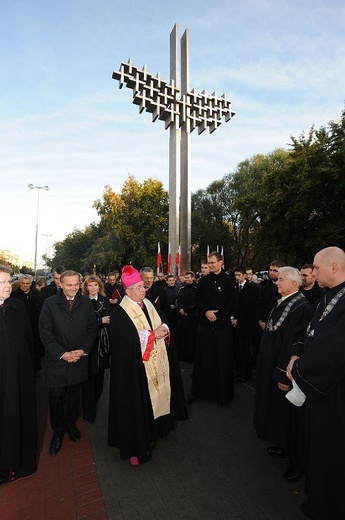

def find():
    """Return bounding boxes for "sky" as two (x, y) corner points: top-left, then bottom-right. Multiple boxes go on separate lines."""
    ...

(1, 0), (344, 268)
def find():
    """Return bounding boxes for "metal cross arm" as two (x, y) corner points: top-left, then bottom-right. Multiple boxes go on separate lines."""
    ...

(112, 60), (235, 135)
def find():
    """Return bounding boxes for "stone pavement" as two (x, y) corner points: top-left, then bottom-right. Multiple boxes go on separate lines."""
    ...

(0, 362), (307, 519)
(88, 363), (307, 520)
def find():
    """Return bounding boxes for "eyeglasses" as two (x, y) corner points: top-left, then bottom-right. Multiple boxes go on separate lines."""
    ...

(0, 280), (12, 286)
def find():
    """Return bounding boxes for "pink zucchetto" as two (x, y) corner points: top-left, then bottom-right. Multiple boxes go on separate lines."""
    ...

(121, 265), (142, 289)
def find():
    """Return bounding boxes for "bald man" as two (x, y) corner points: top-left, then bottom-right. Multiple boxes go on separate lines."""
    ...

(287, 247), (345, 520)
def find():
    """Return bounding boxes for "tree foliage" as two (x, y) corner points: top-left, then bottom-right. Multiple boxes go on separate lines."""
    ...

(49, 109), (345, 273)
(50, 176), (169, 273)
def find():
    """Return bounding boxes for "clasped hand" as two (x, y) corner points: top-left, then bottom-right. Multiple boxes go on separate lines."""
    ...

(154, 325), (168, 339)
(62, 349), (85, 363)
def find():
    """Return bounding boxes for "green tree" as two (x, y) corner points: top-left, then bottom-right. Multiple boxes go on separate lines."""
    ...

(93, 176), (169, 268)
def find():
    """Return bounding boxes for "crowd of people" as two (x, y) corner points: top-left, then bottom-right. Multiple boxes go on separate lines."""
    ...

(1, 245), (345, 519)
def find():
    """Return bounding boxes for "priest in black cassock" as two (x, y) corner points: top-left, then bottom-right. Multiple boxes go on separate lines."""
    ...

(254, 266), (310, 482)
(287, 247), (345, 520)
(0, 265), (37, 486)
(108, 265), (188, 466)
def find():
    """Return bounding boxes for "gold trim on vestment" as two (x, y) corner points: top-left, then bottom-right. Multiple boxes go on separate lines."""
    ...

(120, 296), (171, 419)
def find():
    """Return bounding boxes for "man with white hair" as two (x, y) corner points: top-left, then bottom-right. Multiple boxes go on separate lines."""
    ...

(287, 247), (345, 520)
(108, 265), (187, 466)
(254, 266), (310, 482)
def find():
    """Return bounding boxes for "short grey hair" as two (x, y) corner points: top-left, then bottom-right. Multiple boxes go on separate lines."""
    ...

(19, 274), (33, 282)
(140, 267), (153, 275)
(278, 266), (302, 288)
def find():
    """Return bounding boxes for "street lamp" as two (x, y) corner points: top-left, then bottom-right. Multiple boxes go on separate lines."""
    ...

(42, 233), (52, 278)
(28, 184), (50, 279)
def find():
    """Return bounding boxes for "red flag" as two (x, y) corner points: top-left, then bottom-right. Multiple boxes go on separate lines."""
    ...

(156, 242), (163, 275)
(167, 242), (172, 275)
(175, 244), (181, 276)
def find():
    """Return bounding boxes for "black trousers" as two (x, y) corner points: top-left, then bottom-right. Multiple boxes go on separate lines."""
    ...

(49, 384), (81, 435)
(192, 326), (234, 403)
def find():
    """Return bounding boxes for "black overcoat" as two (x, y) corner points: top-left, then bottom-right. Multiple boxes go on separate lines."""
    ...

(292, 283), (345, 520)
(39, 291), (97, 388)
(254, 292), (310, 450)
(108, 305), (188, 463)
(0, 298), (37, 478)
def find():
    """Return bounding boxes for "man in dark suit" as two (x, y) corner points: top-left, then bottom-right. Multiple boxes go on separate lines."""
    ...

(256, 260), (285, 331)
(231, 266), (261, 382)
(140, 267), (167, 313)
(39, 270), (97, 456)
(37, 265), (64, 313)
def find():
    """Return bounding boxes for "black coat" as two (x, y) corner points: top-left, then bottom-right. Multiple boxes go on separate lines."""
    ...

(196, 270), (238, 329)
(37, 281), (59, 313)
(89, 296), (112, 373)
(234, 280), (261, 330)
(292, 283), (345, 520)
(254, 293), (310, 450)
(39, 291), (97, 388)
(0, 298), (37, 478)
(256, 278), (279, 323)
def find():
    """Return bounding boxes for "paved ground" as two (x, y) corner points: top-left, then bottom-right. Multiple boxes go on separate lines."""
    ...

(0, 362), (307, 519)
(88, 363), (307, 520)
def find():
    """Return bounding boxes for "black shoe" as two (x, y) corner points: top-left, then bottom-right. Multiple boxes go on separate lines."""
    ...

(50, 433), (64, 455)
(300, 502), (311, 518)
(267, 446), (287, 457)
(68, 427), (81, 442)
(282, 466), (304, 482)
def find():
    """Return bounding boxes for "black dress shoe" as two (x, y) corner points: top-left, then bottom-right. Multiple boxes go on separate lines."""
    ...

(267, 446), (287, 457)
(300, 502), (311, 518)
(282, 466), (304, 482)
(50, 434), (64, 455)
(68, 427), (81, 442)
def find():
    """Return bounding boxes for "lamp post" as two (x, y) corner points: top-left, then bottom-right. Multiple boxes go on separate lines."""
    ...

(42, 233), (52, 279)
(28, 184), (50, 279)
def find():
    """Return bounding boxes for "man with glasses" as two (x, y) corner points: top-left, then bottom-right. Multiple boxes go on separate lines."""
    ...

(0, 265), (37, 485)
(108, 265), (187, 466)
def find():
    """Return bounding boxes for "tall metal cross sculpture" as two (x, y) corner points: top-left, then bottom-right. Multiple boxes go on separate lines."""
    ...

(112, 23), (235, 273)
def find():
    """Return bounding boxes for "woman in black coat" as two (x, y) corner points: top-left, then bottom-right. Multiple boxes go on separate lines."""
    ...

(82, 275), (111, 422)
